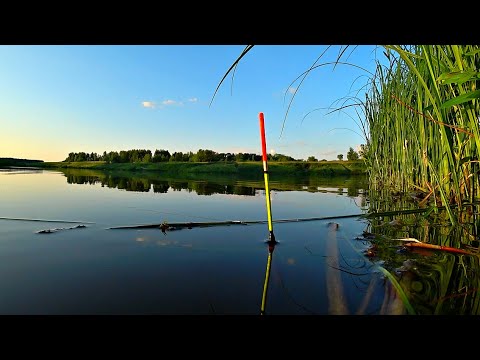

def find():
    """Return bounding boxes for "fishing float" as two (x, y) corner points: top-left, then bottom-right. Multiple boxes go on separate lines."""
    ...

(259, 112), (277, 244)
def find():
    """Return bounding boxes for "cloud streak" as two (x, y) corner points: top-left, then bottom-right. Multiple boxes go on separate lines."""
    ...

(141, 101), (156, 108)
(142, 97), (199, 109)
(162, 99), (181, 106)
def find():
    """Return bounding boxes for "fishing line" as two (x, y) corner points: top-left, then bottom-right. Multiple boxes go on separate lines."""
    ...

(0, 216), (95, 224)
(273, 266), (318, 315)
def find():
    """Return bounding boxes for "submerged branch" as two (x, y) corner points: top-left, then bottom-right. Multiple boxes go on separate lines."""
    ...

(107, 213), (365, 230)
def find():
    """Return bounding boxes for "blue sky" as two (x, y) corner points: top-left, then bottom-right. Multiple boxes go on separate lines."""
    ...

(0, 45), (383, 162)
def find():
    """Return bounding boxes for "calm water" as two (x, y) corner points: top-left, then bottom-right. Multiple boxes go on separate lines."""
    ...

(1, 168), (478, 315)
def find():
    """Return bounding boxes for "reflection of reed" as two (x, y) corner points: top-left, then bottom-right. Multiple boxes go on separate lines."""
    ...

(325, 222), (349, 314)
(379, 281), (406, 315)
(355, 276), (378, 315)
(362, 186), (480, 314)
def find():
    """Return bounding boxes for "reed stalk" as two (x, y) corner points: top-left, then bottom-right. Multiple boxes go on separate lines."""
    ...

(364, 45), (480, 225)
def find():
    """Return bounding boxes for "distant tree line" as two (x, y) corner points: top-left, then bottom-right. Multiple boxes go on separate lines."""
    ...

(0, 157), (44, 166)
(63, 146), (365, 164)
(63, 149), (298, 163)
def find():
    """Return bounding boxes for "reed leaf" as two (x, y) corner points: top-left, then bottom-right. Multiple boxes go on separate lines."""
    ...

(209, 45), (254, 107)
(437, 70), (480, 85)
(377, 266), (416, 315)
(440, 89), (480, 109)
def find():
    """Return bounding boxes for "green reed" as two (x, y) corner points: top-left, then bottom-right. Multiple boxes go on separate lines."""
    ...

(364, 45), (480, 225)
(212, 45), (479, 225)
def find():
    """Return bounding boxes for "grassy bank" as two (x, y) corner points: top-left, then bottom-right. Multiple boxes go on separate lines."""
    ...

(33, 160), (366, 177)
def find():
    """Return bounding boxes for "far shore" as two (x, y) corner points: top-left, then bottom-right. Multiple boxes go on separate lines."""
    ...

(1, 158), (367, 177)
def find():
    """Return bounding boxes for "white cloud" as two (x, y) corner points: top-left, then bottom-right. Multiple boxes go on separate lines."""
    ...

(141, 101), (155, 108)
(162, 99), (178, 106)
(142, 97), (197, 109)
(288, 87), (297, 94)
(270, 149), (276, 155)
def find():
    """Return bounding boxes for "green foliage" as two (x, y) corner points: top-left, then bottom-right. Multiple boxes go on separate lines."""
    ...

(269, 153), (296, 162)
(307, 156), (317, 162)
(346, 147), (359, 161)
(153, 149), (171, 162)
(337, 154), (344, 161)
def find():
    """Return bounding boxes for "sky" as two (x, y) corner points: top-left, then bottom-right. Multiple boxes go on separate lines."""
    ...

(0, 45), (384, 162)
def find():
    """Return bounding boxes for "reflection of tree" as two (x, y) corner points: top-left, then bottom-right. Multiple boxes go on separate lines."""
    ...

(232, 186), (256, 196)
(99, 177), (151, 192)
(66, 175), (101, 185)
(347, 186), (360, 197)
(190, 182), (214, 196)
(151, 180), (170, 193)
(169, 181), (189, 192)
(62, 169), (367, 198)
(128, 179), (150, 192)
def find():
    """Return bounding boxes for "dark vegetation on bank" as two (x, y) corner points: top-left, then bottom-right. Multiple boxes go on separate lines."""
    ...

(0, 157), (366, 177)
(0, 157), (44, 167)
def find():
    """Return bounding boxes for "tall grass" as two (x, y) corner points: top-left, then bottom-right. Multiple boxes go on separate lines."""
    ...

(364, 45), (480, 225)
(211, 45), (479, 225)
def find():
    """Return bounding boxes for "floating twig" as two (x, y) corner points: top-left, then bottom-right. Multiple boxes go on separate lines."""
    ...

(36, 224), (88, 234)
(403, 242), (472, 255)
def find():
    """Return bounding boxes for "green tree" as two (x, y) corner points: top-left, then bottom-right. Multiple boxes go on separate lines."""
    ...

(153, 149), (171, 162)
(143, 152), (152, 163)
(337, 154), (344, 161)
(346, 147), (359, 161)
(307, 156), (317, 162)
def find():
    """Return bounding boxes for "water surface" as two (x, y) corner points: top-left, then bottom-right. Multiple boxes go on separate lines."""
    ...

(3, 168), (477, 315)
(0, 168), (380, 314)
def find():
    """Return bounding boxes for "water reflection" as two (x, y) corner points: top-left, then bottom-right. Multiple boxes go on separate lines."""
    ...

(6, 168), (480, 314)
(60, 168), (368, 197)
(260, 239), (276, 315)
(362, 187), (480, 315)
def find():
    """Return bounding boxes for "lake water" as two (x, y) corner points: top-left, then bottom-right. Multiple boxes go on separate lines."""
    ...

(1, 168), (478, 315)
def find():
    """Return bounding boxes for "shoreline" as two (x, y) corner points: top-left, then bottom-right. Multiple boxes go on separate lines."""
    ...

(10, 160), (367, 177)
